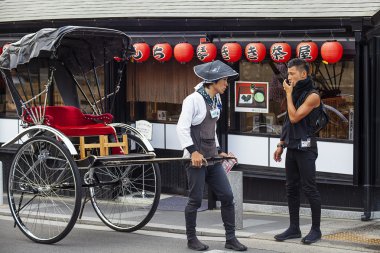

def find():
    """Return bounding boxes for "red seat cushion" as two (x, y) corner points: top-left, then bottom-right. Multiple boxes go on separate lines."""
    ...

(22, 106), (124, 154)
(43, 106), (116, 137)
(54, 123), (116, 137)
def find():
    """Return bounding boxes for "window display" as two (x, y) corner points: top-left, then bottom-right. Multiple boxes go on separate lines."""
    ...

(234, 81), (269, 113)
(232, 59), (354, 140)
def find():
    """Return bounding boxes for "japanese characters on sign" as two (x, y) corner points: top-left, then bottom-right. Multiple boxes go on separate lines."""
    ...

(221, 43), (242, 63)
(196, 43), (217, 62)
(132, 40), (343, 64)
(245, 42), (266, 63)
(153, 43), (172, 62)
(270, 42), (291, 63)
(296, 41), (318, 62)
(132, 42), (150, 62)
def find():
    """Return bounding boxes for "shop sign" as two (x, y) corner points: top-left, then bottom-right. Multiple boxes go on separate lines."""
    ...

(245, 42), (266, 63)
(270, 42), (291, 63)
(234, 81), (269, 113)
(221, 42), (242, 63)
(296, 41), (318, 62)
(153, 43), (172, 62)
(132, 42), (150, 63)
(196, 42), (217, 62)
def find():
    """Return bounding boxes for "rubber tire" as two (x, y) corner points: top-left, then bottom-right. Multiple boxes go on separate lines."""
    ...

(90, 134), (161, 232)
(8, 136), (82, 244)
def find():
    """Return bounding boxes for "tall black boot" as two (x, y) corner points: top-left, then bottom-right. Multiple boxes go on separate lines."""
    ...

(225, 237), (247, 251)
(187, 237), (209, 251)
(274, 224), (302, 241)
(301, 227), (322, 244)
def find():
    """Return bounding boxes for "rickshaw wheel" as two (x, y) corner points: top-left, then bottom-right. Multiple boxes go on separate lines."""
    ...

(89, 134), (161, 232)
(8, 136), (82, 244)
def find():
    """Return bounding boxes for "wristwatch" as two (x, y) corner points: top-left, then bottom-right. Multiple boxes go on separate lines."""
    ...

(277, 143), (286, 149)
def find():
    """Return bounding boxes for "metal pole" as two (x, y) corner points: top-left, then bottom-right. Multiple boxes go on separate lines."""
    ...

(227, 171), (243, 230)
(362, 42), (372, 221)
(0, 161), (3, 205)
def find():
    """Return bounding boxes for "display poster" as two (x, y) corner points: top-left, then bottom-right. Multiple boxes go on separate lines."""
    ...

(234, 81), (269, 113)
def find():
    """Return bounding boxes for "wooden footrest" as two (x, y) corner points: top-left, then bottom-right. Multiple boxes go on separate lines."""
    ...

(79, 134), (128, 159)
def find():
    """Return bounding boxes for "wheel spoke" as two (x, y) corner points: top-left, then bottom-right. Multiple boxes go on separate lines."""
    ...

(89, 135), (160, 232)
(8, 136), (81, 243)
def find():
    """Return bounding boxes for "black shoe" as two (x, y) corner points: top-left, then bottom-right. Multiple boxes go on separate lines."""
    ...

(187, 237), (209, 251)
(301, 228), (322, 244)
(274, 226), (302, 241)
(225, 237), (248, 251)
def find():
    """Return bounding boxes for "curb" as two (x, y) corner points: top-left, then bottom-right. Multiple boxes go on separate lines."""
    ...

(243, 203), (367, 220)
(0, 207), (253, 238)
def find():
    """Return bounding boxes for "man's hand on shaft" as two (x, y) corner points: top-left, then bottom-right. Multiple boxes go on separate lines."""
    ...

(218, 152), (229, 158)
(191, 151), (204, 167)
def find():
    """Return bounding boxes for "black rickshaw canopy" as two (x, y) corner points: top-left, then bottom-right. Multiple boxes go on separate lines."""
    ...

(0, 25), (133, 72)
(0, 26), (134, 116)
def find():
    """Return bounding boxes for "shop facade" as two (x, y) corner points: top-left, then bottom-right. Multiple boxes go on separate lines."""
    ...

(0, 1), (380, 217)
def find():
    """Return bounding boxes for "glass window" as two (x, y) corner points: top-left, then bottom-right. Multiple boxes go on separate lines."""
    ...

(230, 59), (354, 141)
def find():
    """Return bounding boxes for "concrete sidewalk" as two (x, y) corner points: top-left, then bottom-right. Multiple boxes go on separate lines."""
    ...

(1, 195), (380, 252)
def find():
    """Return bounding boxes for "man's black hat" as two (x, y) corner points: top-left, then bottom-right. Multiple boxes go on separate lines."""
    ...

(193, 60), (238, 82)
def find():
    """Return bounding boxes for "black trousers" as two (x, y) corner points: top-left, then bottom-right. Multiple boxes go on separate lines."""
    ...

(285, 148), (321, 229)
(185, 162), (235, 240)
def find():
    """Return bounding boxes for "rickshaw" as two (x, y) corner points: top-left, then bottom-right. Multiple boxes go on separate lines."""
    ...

(0, 26), (162, 244)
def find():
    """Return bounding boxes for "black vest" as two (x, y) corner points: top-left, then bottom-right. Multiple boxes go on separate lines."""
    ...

(283, 90), (319, 152)
(190, 101), (218, 157)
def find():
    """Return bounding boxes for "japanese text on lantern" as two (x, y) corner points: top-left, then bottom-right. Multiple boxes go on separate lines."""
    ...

(271, 45), (288, 61)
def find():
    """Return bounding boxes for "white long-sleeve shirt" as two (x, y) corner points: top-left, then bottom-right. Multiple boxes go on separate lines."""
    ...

(176, 91), (220, 158)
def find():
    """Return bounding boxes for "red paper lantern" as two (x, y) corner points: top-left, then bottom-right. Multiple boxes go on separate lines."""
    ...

(1, 43), (10, 56)
(296, 41), (318, 62)
(196, 43), (217, 62)
(174, 42), (194, 63)
(221, 42), (242, 63)
(132, 42), (150, 63)
(270, 42), (291, 63)
(245, 42), (266, 63)
(321, 41), (343, 64)
(153, 43), (172, 62)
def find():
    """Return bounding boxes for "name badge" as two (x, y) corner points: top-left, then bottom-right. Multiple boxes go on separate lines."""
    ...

(300, 138), (311, 148)
(210, 108), (220, 118)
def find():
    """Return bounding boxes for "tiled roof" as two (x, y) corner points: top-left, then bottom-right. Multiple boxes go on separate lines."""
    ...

(0, 0), (379, 23)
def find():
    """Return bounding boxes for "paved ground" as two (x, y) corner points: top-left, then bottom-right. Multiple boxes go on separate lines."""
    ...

(0, 218), (279, 253)
(1, 194), (380, 252)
